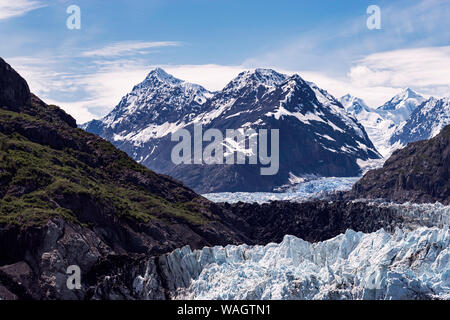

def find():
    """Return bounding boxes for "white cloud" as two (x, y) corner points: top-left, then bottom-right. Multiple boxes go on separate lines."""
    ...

(7, 57), (151, 123)
(348, 46), (450, 100)
(291, 70), (400, 108)
(0, 0), (45, 20)
(162, 64), (248, 92)
(81, 41), (180, 57)
(44, 99), (98, 124)
(7, 44), (450, 124)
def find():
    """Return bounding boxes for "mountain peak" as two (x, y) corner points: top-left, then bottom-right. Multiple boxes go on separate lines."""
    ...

(399, 87), (423, 99)
(339, 94), (370, 116)
(225, 68), (287, 91)
(341, 93), (352, 100)
(287, 73), (307, 84)
(378, 87), (426, 117)
(143, 67), (182, 86)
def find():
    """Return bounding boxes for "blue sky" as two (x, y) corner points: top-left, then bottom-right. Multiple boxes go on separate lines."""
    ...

(1, 0), (449, 123)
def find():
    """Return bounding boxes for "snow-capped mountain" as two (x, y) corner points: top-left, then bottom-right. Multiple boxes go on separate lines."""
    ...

(377, 88), (426, 123)
(83, 68), (213, 142)
(339, 94), (372, 116)
(339, 94), (397, 157)
(339, 89), (432, 158)
(83, 68), (381, 193)
(390, 97), (450, 146)
(169, 226), (450, 300)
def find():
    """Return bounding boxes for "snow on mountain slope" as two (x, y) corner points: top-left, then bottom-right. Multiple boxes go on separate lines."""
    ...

(192, 68), (288, 125)
(377, 88), (426, 123)
(340, 89), (428, 158)
(390, 97), (450, 146)
(339, 94), (372, 116)
(82, 68), (213, 144)
(339, 94), (398, 157)
(83, 68), (381, 193)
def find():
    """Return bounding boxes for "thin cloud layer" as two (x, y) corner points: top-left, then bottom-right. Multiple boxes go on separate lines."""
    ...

(348, 46), (450, 98)
(81, 41), (180, 57)
(0, 0), (45, 20)
(7, 42), (450, 123)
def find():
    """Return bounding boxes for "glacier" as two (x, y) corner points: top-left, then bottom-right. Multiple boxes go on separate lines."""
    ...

(167, 226), (450, 300)
(203, 176), (359, 203)
(132, 202), (450, 300)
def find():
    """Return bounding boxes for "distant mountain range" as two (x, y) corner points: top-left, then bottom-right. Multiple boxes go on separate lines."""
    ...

(390, 97), (450, 146)
(83, 68), (380, 193)
(340, 89), (449, 157)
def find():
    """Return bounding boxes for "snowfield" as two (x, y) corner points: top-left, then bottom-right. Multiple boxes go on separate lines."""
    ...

(169, 226), (450, 300)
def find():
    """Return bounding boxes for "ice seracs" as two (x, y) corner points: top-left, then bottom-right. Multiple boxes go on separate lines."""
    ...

(132, 210), (450, 300)
(203, 176), (360, 204)
(174, 226), (450, 300)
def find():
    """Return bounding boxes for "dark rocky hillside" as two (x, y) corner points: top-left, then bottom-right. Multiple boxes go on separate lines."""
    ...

(350, 125), (450, 204)
(0, 57), (250, 299)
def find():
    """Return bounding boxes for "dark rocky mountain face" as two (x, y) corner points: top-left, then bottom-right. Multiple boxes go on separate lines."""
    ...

(350, 125), (450, 204)
(0, 58), (31, 110)
(83, 69), (380, 193)
(0, 58), (250, 299)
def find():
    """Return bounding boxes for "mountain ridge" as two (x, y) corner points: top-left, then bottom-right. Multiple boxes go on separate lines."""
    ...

(83, 68), (381, 193)
(340, 90), (449, 157)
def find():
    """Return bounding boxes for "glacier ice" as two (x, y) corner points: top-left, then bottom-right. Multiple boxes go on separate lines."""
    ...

(132, 202), (450, 300)
(203, 176), (360, 204)
(170, 226), (450, 300)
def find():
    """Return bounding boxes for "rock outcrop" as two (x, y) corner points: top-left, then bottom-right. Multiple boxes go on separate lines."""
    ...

(350, 125), (450, 204)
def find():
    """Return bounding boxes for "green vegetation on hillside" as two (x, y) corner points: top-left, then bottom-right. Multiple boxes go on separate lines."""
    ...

(0, 108), (208, 227)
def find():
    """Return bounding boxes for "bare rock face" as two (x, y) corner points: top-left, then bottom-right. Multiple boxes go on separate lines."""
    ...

(0, 58), (31, 110)
(350, 125), (450, 204)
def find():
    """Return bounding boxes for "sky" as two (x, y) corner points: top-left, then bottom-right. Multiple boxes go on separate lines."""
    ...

(1, 0), (449, 123)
